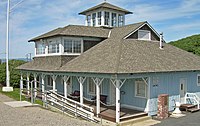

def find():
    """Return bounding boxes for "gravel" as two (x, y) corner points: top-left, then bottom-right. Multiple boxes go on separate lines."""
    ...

(0, 93), (100, 126)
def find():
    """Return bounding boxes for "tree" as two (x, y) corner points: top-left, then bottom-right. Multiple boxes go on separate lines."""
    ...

(0, 60), (26, 87)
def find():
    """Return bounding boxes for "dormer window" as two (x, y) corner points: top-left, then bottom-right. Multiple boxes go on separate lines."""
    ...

(36, 43), (45, 55)
(48, 41), (59, 54)
(92, 13), (96, 26)
(118, 14), (124, 27)
(138, 30), (151, 40)
(97, 12), (101, 25)
(64, 39), (82, 54)
(104, 11), (110, 26)
(86, 15), (91, 26)
(111, 13), (117, 27)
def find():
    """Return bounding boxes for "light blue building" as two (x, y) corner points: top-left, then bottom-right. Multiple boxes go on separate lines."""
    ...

(18, 1), (200, 123)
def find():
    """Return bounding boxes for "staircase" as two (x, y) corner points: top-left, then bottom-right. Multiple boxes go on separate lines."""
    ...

(180, 93), (200, 113)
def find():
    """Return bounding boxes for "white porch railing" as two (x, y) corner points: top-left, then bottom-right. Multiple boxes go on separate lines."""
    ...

(45, 90), (95, 122)
(184, 92), (200, 109)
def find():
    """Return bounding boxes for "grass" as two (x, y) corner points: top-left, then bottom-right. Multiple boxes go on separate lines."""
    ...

(0, 87), (43, 105)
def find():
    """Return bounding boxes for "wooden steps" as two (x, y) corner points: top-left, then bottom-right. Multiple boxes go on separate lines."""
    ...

(180, 104), (200, 113)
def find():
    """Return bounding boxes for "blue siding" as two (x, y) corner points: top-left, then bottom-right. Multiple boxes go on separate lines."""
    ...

(121, 79), (147, 109)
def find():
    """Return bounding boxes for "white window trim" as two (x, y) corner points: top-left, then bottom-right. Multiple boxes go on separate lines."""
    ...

(135, 80), (147, 99)
(63, 37), (83, 55)
(138, 30), (151, 41)
(197, 74), (200, 86)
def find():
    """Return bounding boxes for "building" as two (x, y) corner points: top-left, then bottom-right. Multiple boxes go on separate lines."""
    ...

(17, 1), (200, 123)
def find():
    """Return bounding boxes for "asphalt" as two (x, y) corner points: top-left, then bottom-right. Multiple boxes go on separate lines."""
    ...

(154, 112), (200, 126)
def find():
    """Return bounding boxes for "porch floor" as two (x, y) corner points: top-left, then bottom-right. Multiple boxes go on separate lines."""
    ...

(84, 101), (147, 122)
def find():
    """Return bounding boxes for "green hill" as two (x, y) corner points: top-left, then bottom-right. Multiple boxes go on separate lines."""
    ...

(169, 34), (200, 56)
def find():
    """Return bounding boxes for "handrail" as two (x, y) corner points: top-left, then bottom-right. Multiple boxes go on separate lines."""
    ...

(45, 90), (95, 121)
(185, 92), (200, 109)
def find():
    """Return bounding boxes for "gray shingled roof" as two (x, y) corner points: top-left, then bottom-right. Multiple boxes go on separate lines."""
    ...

(29, 25), (111, 42)
(79, 2), (132, 15)
(17, 56), (76, 72)
(58, 39), (200, 74)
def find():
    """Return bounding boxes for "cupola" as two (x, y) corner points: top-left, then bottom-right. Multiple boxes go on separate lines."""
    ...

(79, 1), (132, 27)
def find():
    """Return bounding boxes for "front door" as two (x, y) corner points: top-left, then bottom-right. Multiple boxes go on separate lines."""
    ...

(180, 78), (187, 103)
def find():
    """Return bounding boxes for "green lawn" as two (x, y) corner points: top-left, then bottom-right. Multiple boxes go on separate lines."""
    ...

(0, 87), (43, 105)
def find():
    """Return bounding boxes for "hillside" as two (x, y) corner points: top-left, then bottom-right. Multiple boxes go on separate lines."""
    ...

(169, 34), (200, 56)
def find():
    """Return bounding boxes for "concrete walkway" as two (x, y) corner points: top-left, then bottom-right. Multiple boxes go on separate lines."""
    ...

(0, 93), (100, 126)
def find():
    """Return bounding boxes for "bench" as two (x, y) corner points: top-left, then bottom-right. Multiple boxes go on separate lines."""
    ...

(91, 95), (107, 104)
(70, 90), (80, 97)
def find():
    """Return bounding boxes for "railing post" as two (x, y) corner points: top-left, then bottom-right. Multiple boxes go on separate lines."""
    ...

(75, 103), (77, 117)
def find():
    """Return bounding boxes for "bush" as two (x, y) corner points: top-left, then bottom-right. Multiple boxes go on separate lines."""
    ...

(0, 60), (26, 87)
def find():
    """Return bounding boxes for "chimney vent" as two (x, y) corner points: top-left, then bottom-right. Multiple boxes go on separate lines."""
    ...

(159, 32), (163, 49)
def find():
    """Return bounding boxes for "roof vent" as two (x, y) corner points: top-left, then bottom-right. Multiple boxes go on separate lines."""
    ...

(159, 32), (163, 49)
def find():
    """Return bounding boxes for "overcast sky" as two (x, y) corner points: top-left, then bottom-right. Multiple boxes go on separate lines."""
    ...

(0, 0), (200, 59)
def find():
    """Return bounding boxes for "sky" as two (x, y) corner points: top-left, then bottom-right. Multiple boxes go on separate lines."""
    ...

(0, 0), (200, 59)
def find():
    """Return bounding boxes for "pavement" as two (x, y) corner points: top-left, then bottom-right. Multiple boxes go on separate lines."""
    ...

(0, 93), (100, 126)
(154, 112), (200, 126)
(1, 92), (200, 126)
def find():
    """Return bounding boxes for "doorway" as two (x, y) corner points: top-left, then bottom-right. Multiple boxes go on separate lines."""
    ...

(180, 78), (187, 103)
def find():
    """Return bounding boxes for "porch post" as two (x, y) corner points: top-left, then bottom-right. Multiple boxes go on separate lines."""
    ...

(41, 74), (45, 101)
(77, 77), (86, 105)
(116, 79), (120, 123)
(93, 78), (104, 117)
(26, 73), (30, 95)
(20, 73), (23, 101)
(52, 75), (57, 92)
(96, 82), (100, 117)
(33, 73), (37, 97)
(80, 79), (83, 105)
(63, 76), (69, 98)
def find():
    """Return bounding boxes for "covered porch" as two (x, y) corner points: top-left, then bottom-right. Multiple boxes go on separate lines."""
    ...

(19, 71), (150, 123)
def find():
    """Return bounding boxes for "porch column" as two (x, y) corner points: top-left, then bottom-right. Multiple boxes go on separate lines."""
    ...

(20, 73), (23, 101)
(116, 80), (120, 123)
(77, 77), (86, 105)
(52, 75), (57, 92)
(41, 74), (45, 101)
(33, 73), (37, 97)
(26, 73), (30, 95)
(63, 76), (69, 98)
(93, 78), (104, 117)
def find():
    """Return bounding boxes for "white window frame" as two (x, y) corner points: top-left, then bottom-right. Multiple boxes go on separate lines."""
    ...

(135, 80), (147, 98)
(118, 14), (124, 27)
(35, 42), (45, 55)
(63, 38), (83, 55)
(86, 15), (91, 26)
(92, 13), (96, 26)
(104, 11), (110, 26)
(138, 30), (151, 40)
(48, 41), (60, 54)
(111, 13), (117, 27)
(97, 11), (101, 26)
(197, 74), (200, 86)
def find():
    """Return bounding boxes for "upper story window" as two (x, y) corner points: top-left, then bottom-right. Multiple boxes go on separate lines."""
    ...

(48, 41), (59, 54)
(87, 15), (91, 26)
(138, 30), (151, 40)
(111, 13), (117, 27)
(92, 13), (96, 26)
(104, 11), (110, 26)
(97, 12), (101, 25)
(36, 43), (45, 55)
(118, 14), (124, 27)
(64, 39), (82, 54)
